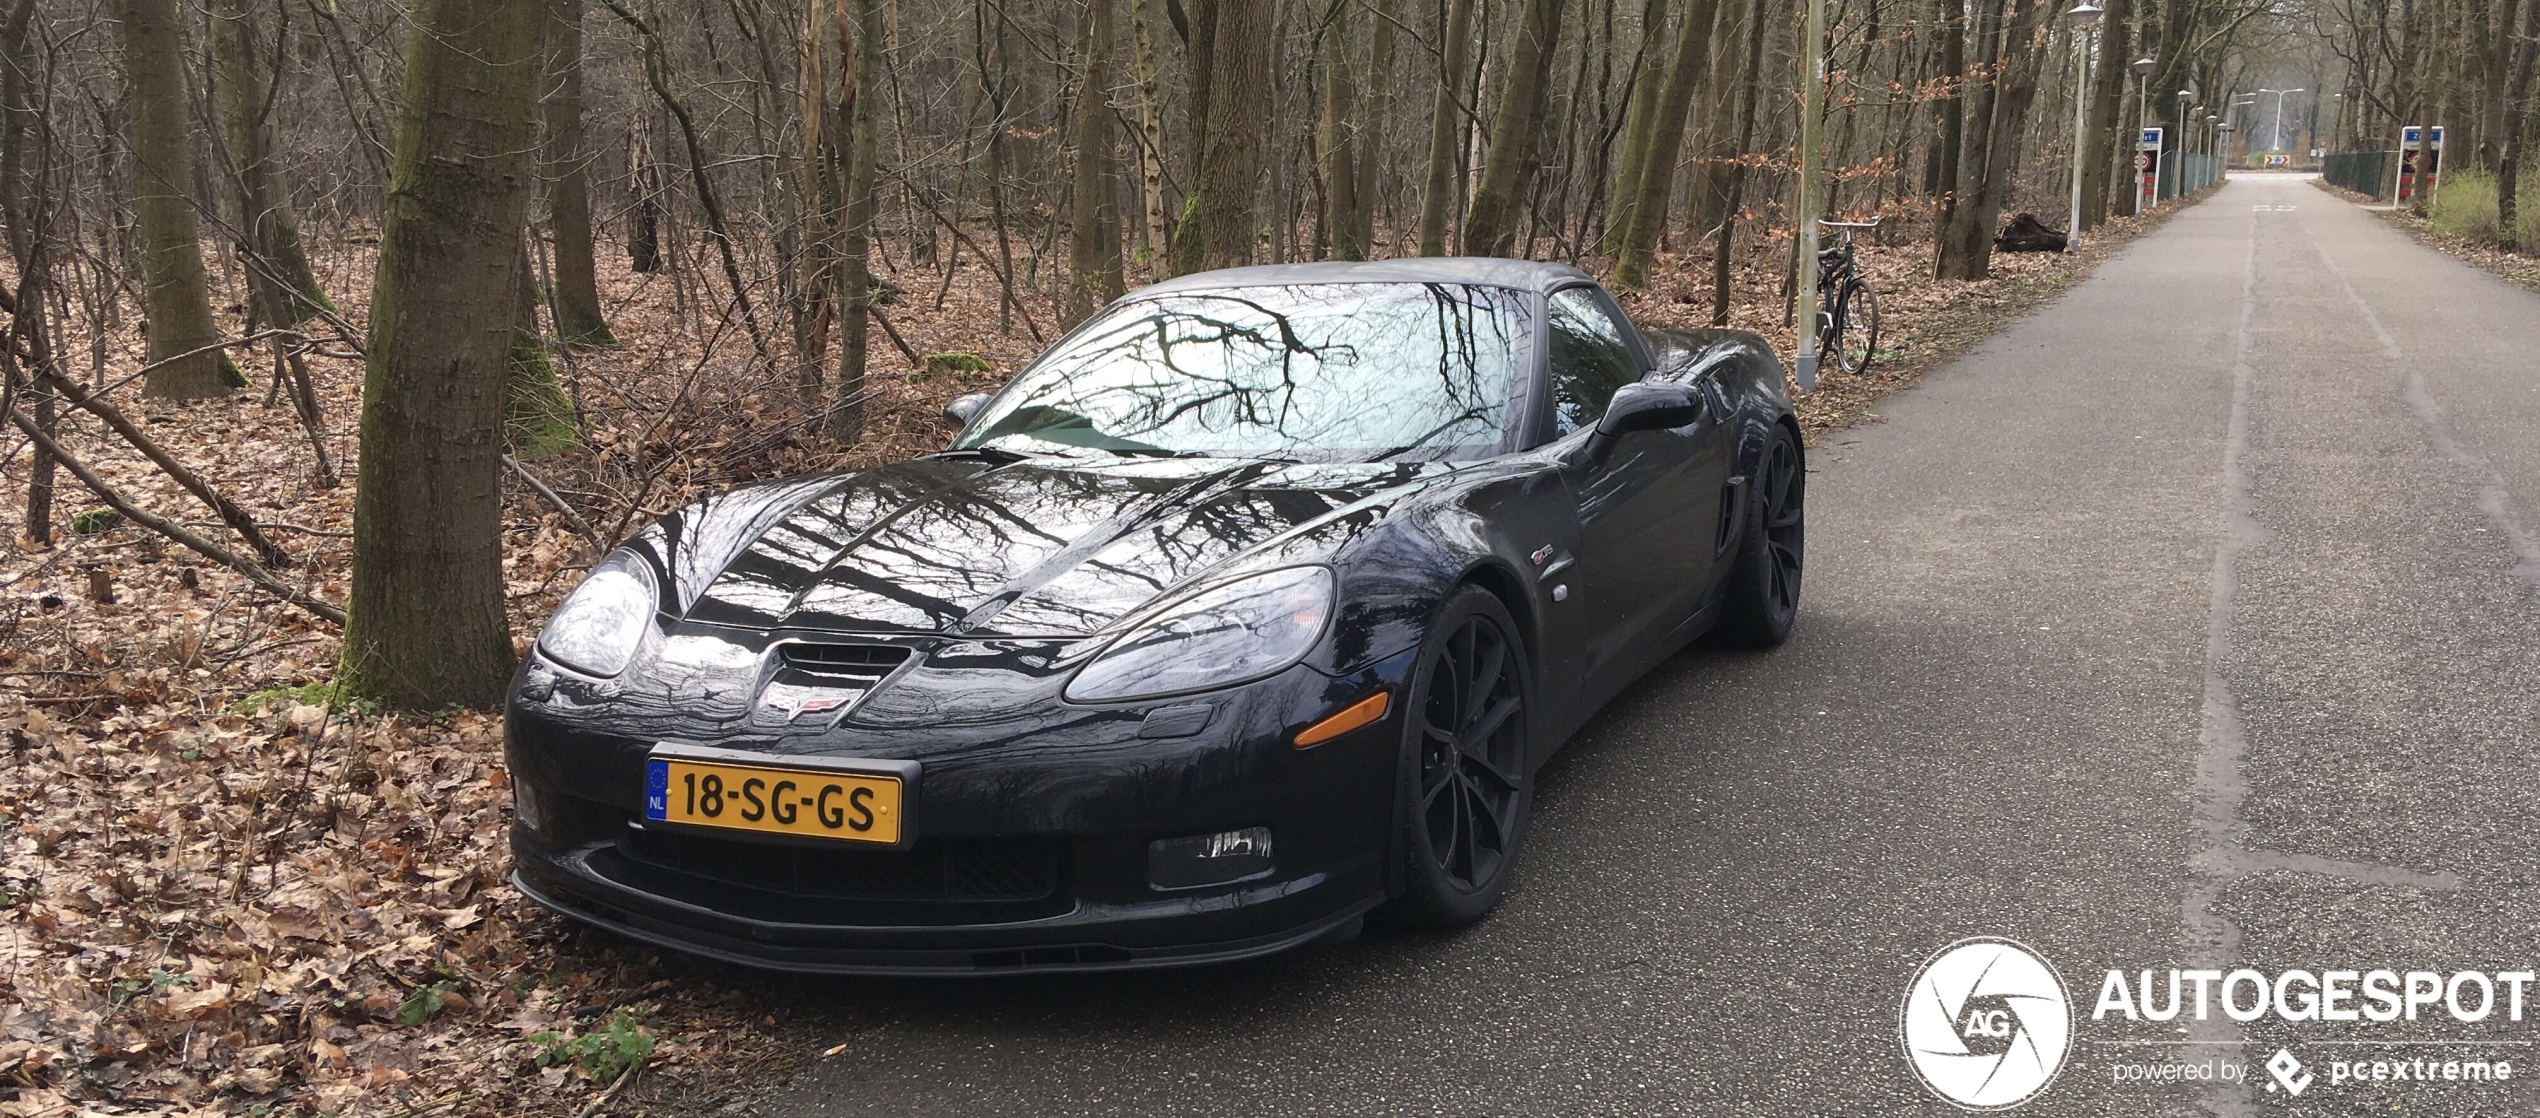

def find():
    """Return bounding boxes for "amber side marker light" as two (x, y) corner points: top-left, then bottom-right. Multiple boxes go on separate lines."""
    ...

(1294, 691), (1389, 748)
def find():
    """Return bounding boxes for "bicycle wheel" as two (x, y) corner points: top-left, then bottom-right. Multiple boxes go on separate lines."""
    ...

(1833, 281), (1880, 375)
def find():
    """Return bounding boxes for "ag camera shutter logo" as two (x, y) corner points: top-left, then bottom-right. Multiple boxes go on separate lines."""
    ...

(1902, 937), (2075, 1110)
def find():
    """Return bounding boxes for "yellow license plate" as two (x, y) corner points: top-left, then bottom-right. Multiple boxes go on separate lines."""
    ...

(644, 756), (903, 845)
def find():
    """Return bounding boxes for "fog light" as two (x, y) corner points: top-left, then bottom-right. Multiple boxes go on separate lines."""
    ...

(1147, 827), (1273, 890)
(511, 779), (546, 833)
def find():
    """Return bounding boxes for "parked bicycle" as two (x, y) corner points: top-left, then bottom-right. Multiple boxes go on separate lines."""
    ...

(1815, 218), (1882, 376)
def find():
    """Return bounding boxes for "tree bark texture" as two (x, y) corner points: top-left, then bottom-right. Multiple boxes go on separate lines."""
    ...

(543, 0), (616, 346)
(210, 0), (333, 328)
(1938, 0), (2045, 280)
(1129, 0), (1169, 267)
(2075, 0), (2128, 231)
(833, 0), (883, 441)
(1415, 0), (1474, 256)
(508, 237), (577, 456)
(1067, 0), (1124, 319)
(123, 0), (239, 398)
(1461, 0), (1566, 257)
(1610, 0), (1723, 286)
(338, 0), (547, 709)
(1, 0), (53, 544)
(1350, 0), (1393, 256)
(1316, 0), (1363, 260)
(2500, 0), (2540, 249)
(1169, 0), (1218, 275)
(1193, 0), (1272, 269)
(1600, 0), (1669, 259)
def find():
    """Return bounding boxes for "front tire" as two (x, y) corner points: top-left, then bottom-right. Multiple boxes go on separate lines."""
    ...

(1834, 283), (1880, 374)
(1381, 586), (1533, 929)
(1707, 426), (1805, 647)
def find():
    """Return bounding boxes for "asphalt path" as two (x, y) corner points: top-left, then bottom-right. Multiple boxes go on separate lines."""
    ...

(736, 174), (2540, 1116)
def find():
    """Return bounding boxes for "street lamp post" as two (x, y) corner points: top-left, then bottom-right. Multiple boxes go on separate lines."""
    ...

(2175, 89), (2194, 200)
(1794, 0), (1826, 390)
(2133, 57), (2156, 215)
(2256, 87), (2304, 154)
(2205, 113), (2220, 186)
(2064, 1), (2104, 249)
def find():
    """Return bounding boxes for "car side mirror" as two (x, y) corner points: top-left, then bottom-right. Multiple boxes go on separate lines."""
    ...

(943, 392), (992, 430)
(1584, 382), (1702, 461)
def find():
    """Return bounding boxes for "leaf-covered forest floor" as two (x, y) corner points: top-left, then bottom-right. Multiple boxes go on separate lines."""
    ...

(0, 199), (2198, 1117)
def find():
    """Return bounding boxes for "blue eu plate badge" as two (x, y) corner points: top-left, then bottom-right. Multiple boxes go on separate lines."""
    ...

(644, 760), (669, 821)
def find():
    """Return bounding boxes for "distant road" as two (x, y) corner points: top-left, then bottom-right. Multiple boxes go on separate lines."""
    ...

(740, 174), (2540, 1116)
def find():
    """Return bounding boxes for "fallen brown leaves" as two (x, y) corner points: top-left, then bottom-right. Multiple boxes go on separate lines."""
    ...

(1, 211), (2167, 1115)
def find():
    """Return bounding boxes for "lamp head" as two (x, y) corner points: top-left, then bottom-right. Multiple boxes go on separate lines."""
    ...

(2132, 56), (2158, 76)
(2065, 0), (2105, 26)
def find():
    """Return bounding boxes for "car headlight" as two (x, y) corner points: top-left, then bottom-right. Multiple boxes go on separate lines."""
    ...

(535, 550), (660, 678)
(1065, 567), (1335, 703)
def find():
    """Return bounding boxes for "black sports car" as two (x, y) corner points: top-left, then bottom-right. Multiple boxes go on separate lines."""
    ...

(506, 259), (1804, 974)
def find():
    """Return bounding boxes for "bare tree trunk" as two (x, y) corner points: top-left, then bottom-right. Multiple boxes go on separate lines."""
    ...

(2500, 0), (2540, 250)
(628, 113), (664, 272)
(1936, 0), (2003, 279)
(1931, 0), (1966, 264)
(1601, 0), (1670, 259)
(1, 0), (53, 544)
(833, 0), (883, 442)
(1939, 0), (2044, 280)
(1130, 0), (1170, 269)
(1067, 0), (1125, 320)
(1462, 0), (1567, 256)
(1316, 0), (1363, 260)
(604, 0), (770, 364)
(123, 0), (238, 399)
(1193, 0), (1274, 269)
(209, 0), (332, 328)
(544, 0), (615, 346)
(793, 0), (838, 398)
(1415, 0), (1474, 256)
(508, 237), (577, 456)
(339, 0), (548, 709)
(1712, 0), (1764, 324)
(2076, 0), (2127, 231)
(1611, 0), (1724, 285)
(1170, 0), (1219, 275)
(1350, 0), (1394, 255)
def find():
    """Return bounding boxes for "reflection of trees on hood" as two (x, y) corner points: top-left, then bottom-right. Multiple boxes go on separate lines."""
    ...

(972, 283), (1529, 460)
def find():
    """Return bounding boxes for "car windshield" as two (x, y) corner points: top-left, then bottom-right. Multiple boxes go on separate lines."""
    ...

(954, 282), (1532, 462)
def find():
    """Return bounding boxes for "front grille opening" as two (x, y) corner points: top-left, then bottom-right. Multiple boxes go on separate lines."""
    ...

(777, 643), (912, 679)
(618, 824), (1060, 903)
(972, 945), (1135, 969)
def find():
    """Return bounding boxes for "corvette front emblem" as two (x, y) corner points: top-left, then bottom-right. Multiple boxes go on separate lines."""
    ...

(782, 696), (851, 721)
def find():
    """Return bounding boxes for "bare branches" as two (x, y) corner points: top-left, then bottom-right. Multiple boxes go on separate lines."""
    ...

(2, 387), (343, 624)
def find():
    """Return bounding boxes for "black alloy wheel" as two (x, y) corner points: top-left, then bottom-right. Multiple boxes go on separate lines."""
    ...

(1707, 427), (1805, 647)
(1385, 586), (1532, 928)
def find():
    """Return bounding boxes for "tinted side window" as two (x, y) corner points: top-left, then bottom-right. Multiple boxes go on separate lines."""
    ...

(1546, 288), (1642, 436)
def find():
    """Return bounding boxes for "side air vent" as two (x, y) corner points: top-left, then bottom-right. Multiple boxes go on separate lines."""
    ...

(777, 643), (912, 679)
(1716, 475), (1749, 555)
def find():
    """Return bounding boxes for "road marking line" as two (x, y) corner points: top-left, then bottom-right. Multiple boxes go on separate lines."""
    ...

(2303, 228), (2540, 590)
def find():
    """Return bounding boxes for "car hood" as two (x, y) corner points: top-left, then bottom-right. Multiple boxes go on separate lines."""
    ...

(674, 455), (1457, 637)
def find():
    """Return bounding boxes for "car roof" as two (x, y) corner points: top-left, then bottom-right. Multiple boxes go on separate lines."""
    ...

(1135, 258), (1597, 298)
